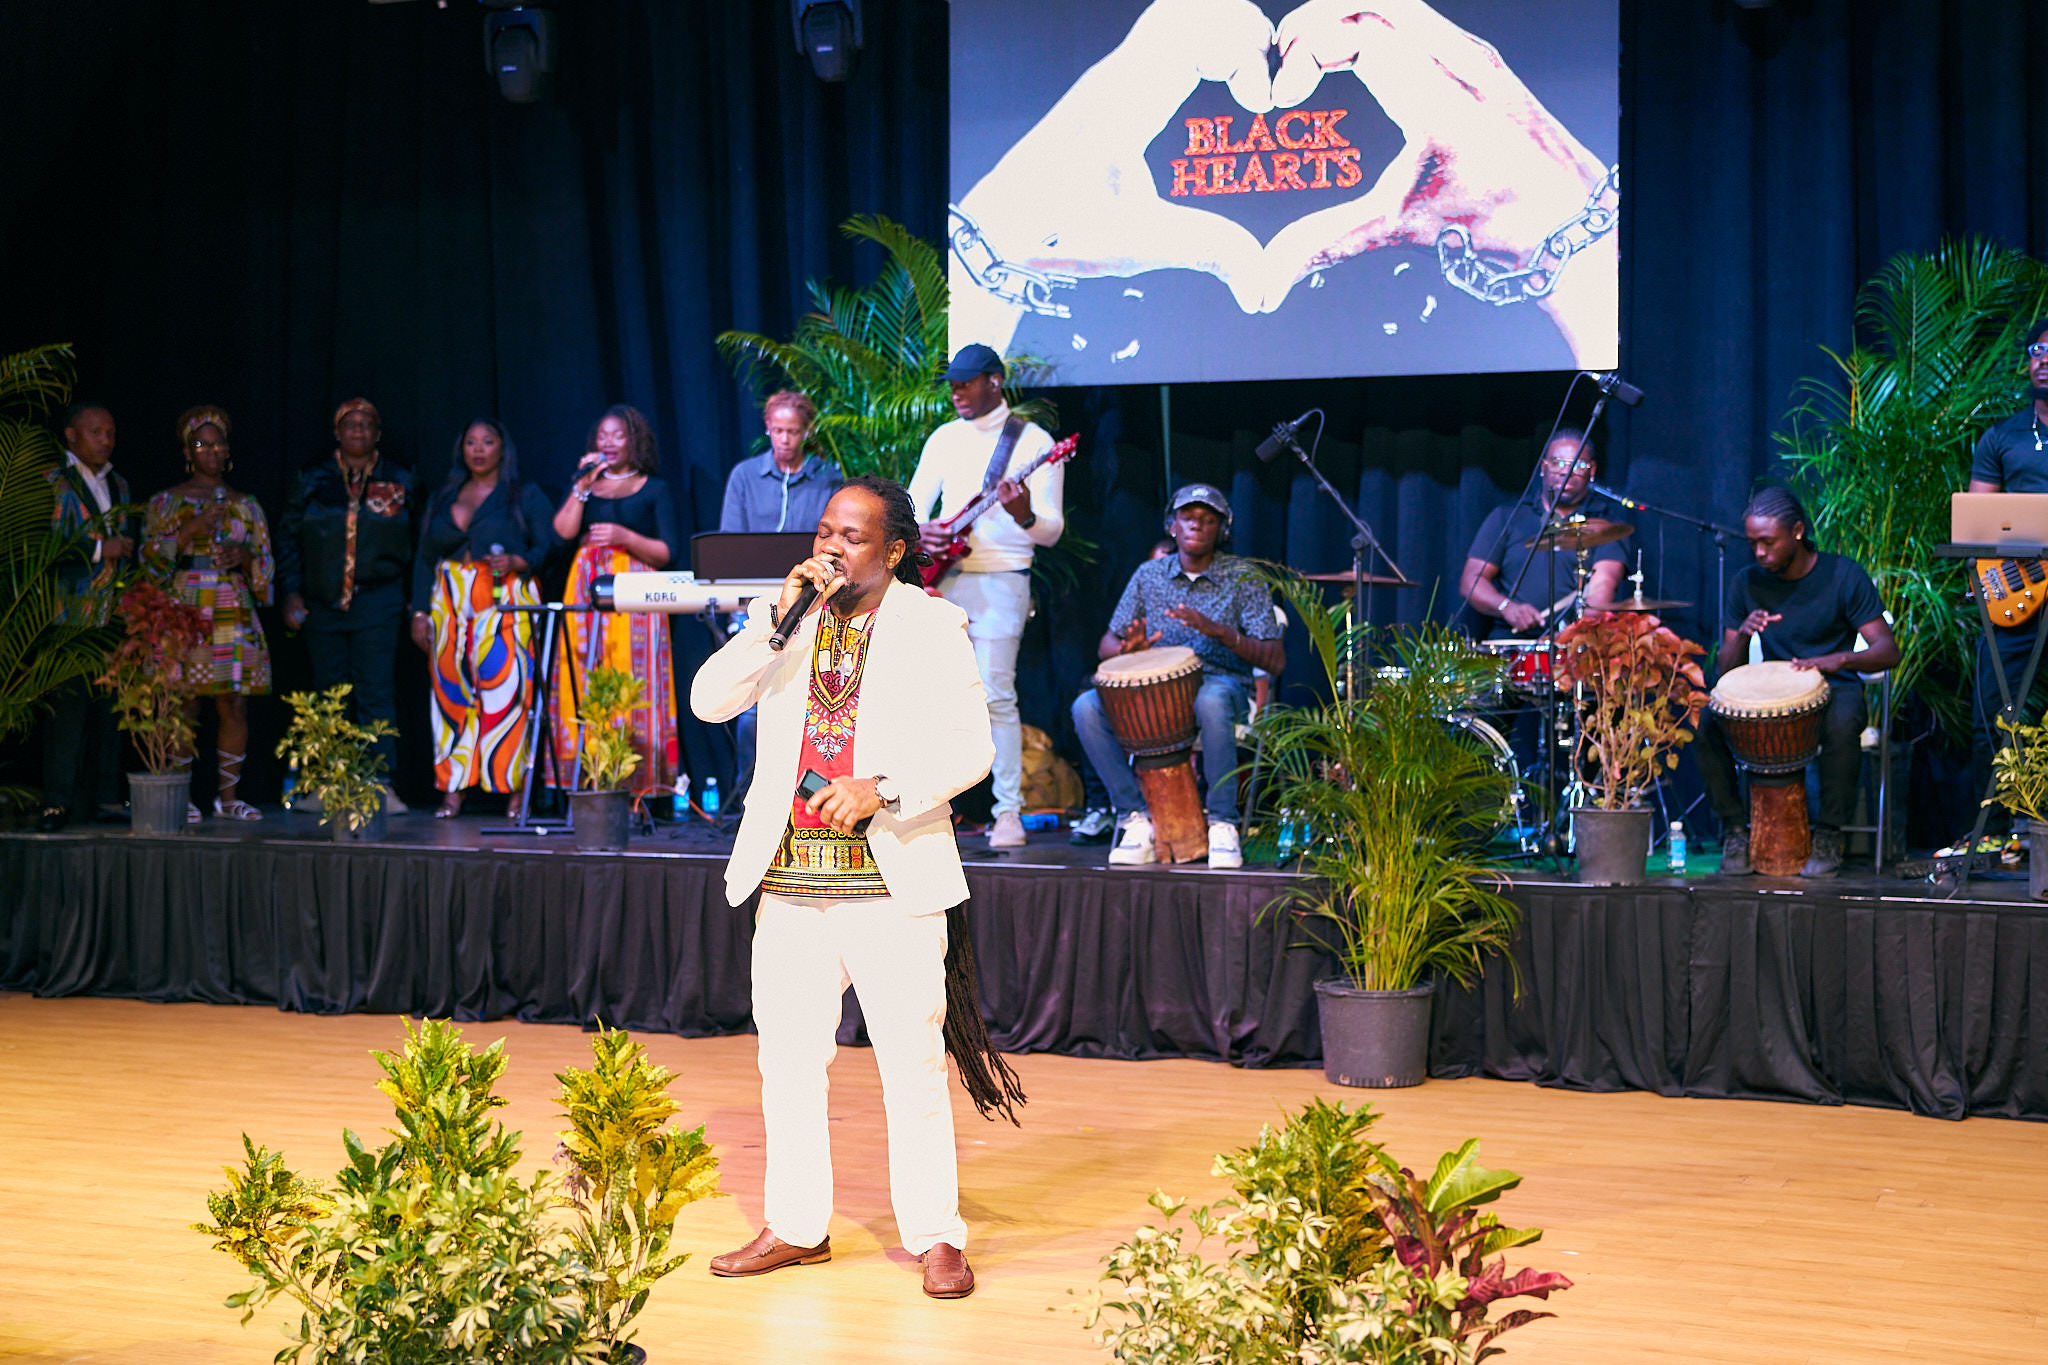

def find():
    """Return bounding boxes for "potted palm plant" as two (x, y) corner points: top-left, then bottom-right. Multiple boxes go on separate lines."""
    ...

(100, 580), (208, 833)
(574, 665), (645, 852)
(1251, 571), (1520, 1088)
(275, 683), (397, 840)
(1987, 718), (2048, 901)
(194, 1018), (721, 1365)
(1089, 1097), (1572, 1363)
(0, 345), (117, 815)
(1551, 609), (1708, 885)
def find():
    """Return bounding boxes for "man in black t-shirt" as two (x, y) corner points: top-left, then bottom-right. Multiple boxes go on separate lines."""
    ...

(1459, 429), (1627, 637)
(1962, 317), (2048, 837)
(1698, 487), (1899, 876)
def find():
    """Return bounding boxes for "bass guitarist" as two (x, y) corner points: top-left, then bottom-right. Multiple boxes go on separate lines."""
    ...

(1963, 316), (2048, 844)
(909, 343), (1065, 849)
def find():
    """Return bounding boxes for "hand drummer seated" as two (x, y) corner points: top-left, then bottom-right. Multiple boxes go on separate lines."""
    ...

(1698, 487), (1898, 878)
(1071, 484), (1284, 870)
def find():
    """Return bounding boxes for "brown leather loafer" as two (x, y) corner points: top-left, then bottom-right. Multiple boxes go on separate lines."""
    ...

(921, 1242), (975, 1298)
(709, 1227), (831, 1278)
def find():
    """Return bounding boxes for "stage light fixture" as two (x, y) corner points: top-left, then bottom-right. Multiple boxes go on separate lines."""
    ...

(791, 0), (863, 83)
(482, 3), (554, 104)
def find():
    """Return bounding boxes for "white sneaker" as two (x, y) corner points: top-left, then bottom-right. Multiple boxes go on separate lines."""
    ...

(1108, 812), (1155, 866)
(1207, 822), (1243, 870)
(988, 811), (1027, 848)
(1069, 807), (1114, 843)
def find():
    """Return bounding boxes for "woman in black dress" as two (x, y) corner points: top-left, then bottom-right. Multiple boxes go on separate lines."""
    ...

(548, 404), (681, 798)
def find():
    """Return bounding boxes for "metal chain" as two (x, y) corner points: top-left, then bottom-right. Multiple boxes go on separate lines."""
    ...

(947, 203), (1077, 318)
(1436, 165), (1621, 307)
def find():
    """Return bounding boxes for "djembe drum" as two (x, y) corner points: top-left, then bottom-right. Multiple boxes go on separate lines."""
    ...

(1093, 645), (1208, 863)
(1709, 661), (1831, 875)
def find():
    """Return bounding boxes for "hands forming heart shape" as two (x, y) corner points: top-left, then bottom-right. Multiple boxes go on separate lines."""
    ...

(951, 0), (1617, 366)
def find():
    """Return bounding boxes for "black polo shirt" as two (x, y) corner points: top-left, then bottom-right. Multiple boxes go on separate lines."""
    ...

(1970, 407), (2048, 491)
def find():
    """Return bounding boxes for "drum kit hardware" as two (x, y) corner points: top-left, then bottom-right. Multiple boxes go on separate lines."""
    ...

(1521, 516), (1634, 554)
(1302, 570), (1422, 587)
(1608, 595), (1693, 613)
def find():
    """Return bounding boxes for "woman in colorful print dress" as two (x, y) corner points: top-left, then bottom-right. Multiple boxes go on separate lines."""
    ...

(549, 404), (681, 802)
(143, 405), (274, 820)
(409, 420), (559, 818)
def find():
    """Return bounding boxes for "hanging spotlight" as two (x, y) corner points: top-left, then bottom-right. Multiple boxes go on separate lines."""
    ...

(481, 2), (554, 103)
(791, 0), (862, 83)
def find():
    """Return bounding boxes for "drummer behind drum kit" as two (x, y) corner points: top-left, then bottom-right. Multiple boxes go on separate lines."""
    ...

(1348, 512), (1698, 855)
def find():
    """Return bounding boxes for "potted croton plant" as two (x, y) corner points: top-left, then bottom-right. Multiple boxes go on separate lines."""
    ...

(1090, 1097), (1572, 1363)
(100, 580), (209, 834)
(1988, 718), (2048, 901)
(1552, 610), (1708, 885)
(275, 683), (398, 840)
(195, 1018), (720, 1365)
(573, 665), (646, 852)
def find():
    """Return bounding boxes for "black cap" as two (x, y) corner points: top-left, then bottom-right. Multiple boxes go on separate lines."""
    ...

(942, 343), (1006, 383)
(1168, 482), (1231, 520)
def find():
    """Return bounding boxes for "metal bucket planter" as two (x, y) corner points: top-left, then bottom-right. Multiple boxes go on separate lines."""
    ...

(1573, 806), (1653, 885)
(127, 771), (189, 835)
(572, 790), (631, 852)
(1313, 979), (1434, 1088)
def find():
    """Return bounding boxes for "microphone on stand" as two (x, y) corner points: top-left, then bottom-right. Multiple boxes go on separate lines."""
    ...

(1255, 410), (1318, 463)
(1586, 371), (1645, 407)
(768, 555), (841, 653)
(1589, 481), (1645, 512)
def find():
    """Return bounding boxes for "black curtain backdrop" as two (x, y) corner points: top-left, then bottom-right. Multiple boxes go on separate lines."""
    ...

(3, 1), (2046, 830)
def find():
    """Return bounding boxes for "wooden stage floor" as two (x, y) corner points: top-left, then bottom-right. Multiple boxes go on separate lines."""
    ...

(1, 995), (2041, 1364)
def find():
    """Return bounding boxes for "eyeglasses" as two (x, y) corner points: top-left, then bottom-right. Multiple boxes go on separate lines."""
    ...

(2028, 341), (2048, 359)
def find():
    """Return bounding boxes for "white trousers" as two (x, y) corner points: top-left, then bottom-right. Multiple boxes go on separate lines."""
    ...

(940, 569), (1029, 815)
(753, 892), (967, 1254)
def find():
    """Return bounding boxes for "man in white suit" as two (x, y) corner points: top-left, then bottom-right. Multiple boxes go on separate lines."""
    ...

(691, 476), (995, 1300)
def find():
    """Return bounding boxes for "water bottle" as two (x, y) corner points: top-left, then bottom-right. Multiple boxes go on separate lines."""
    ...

(488, 543), (507, 603)
(1666, 820), (1687, 873)
(1274, 809), (1298, 863)
(281, 758), (298, 811)
(701, 777), (720, 817)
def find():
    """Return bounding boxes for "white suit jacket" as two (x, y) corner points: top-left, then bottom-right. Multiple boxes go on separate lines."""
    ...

(690, 577), (995, 915)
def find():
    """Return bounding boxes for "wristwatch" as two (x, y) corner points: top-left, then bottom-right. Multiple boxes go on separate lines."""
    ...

(1015, 509), (1038, 530)
(873, 775), (900, 812)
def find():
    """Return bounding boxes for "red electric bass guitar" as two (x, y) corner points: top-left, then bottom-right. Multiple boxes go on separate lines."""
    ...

(921, 433), (1079, 591)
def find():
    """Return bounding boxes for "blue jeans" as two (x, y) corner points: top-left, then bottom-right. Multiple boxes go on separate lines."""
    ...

(1072, 672), (1249, 824)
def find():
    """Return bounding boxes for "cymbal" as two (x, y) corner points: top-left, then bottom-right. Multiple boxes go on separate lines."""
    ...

(1524, 517), (1632, 552)
(1605, 596), (1693, 612)
(1301, 571), (1419, 586)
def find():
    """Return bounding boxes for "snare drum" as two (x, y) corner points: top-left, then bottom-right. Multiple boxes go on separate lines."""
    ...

(1708, 662), (1829, 775)
(1476, 638), (1555, 699)
(1092, 646), (1202, 758)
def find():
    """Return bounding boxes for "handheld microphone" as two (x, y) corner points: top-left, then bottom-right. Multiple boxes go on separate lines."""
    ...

(768, 555), (841, 653)
(1588, 371), (1645, 407)
(1255, 410), (1317, 463)
(1590, 482), (1644, 511)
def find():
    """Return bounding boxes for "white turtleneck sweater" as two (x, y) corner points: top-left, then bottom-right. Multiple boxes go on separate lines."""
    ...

(907, 402), (1064, 573)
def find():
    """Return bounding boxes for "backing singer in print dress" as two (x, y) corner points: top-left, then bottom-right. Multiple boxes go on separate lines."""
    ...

(411, 420), (560, 814)
(549, 404), (682, 799)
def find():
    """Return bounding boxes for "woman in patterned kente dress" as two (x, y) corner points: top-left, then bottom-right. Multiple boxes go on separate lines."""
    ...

(549, 404), (681, 803)
(409, 420), (559, 817)
(143, 405), (275, 821)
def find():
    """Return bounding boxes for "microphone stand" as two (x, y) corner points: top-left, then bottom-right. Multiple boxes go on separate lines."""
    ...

(1274, 424), (1411, 696)
(1591, 490), (1744, 642)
